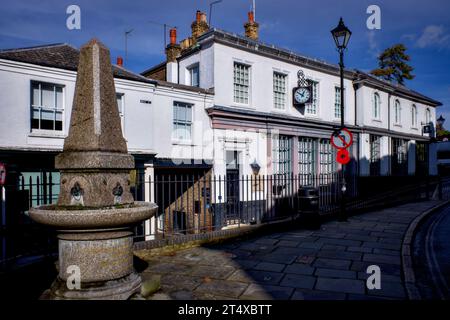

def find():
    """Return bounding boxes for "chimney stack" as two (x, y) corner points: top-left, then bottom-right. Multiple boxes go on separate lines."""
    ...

(116, 56), (123, 67)
(165, 28), (181, 63)
(244, 11), (259, 41)
(191, 10), (209, 39)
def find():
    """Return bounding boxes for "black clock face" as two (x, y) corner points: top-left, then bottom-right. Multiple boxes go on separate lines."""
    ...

(294, 87), (311, 104)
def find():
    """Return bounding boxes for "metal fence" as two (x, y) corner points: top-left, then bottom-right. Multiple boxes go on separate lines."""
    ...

(133, 172), (357, 241)
(1, 171), (448, 265)
(1, 173), (58, 267)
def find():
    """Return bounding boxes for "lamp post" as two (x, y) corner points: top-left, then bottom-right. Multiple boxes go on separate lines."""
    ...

(437, 115), (445, 130)
(331, 17), (351, 222)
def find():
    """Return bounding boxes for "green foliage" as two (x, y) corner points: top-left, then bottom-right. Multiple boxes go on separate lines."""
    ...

(437, 128), (450, 137)
(370, 44), (415, 85)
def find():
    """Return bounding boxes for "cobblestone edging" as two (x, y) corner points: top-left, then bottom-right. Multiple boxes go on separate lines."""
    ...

(401, 200), (450, 300)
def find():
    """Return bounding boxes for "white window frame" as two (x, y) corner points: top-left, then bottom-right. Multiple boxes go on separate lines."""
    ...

(273, 72), (287, 110)
(425, 108), (431, 124)
(187, 63), (200, 87)
(116, 93), (125, 130)
(394, 99), (401, 125)
(30, 80), (65, 133)
(272, 135), (292, 176)
(319, 139), (337, 175)
(306, 80), (319, 116)
(373, 92), (381, 120)
(233, 62), (251, 106)
(334, 86), (345, 120)
(411, 104), (417, 128)
(172, 101), (193, 142)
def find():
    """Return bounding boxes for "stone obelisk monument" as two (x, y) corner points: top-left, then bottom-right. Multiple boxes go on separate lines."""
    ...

(30, 39), (157, 300)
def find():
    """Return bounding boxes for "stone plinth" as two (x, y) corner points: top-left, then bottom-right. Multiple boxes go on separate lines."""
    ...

(29, 38), (158, 300)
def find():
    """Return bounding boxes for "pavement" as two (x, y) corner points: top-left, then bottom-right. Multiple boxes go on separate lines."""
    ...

(137, 200), (443, 300)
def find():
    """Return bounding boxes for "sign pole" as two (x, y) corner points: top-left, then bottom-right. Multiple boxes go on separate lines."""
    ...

(339, 48), (347, 222)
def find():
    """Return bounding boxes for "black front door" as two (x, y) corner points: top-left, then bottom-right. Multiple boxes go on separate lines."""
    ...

(226, 169), (240, 222)
(225, 151), (240, 223)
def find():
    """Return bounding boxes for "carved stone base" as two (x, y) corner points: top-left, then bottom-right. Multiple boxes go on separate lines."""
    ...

(42, 272), (142, 300)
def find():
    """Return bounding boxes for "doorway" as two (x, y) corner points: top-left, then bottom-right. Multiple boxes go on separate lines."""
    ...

(225, 151), (240, 223)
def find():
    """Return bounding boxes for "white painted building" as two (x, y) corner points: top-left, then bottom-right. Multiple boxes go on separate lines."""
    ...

(0, 10), (443, 238)
(0, 43), (214, 180)
(143, 11), (441, 180)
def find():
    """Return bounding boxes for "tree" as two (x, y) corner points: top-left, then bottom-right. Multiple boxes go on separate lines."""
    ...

(370, 44), (415, 85)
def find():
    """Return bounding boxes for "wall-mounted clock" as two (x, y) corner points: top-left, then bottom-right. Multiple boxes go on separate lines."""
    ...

(293, 70), (313, 107)
(293, 86), (312, 105)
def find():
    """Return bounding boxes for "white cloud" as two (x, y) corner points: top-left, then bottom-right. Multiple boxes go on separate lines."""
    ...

(415, 25), (450, 48)
(366, 31), (379, 58)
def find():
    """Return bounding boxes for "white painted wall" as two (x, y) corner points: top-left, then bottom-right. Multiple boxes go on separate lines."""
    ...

(211, 43), (355, 126)
(0, 59), (214, 163)
(357, 86), (435, 137)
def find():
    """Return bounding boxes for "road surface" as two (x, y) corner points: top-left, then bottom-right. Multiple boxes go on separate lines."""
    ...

(413, 203), (450, 299)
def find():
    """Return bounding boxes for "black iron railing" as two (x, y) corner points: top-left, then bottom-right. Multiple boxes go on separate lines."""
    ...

(1, 171), (447, 265)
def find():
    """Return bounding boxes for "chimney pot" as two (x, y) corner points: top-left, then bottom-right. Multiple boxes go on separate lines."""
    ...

(169, 28), (177, 45)
(248, 11), (254, 23)
(244, 11), (259, 41)
(191, 10), (209, 40)
(116, 56), (123, 66)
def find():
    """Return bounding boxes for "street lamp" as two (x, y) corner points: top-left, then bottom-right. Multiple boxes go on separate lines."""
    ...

(331, 17), (351, 222)
(437, 115), (445, 129)
(331, 17), (352, 128)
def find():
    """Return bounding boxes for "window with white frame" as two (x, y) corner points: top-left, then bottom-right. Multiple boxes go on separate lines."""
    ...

(306, 81), (319, 115)
(116, 93), (124, 128)
(334, 86), (343, 119)
(394, 100), (401, 124)
(319, 139), (336, 174)
(273, 72), (287, 110)
(373, 92), (381, 119)
(411, 104), (417, 127)
(272, 135), (292, 175)
(188, 64), (199, 87)
(233, 62), (250, 104)
(392, 138), (408, 175)
(31, 81), (64, 131)
(426, 108), (431, 124)
(172, 101), (192, 141)
(298, 137), (316, 185)
(370, 135), (381, 176)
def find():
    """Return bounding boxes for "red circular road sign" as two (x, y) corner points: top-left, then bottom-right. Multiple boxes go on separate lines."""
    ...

(336, 149), (351, 165)
(331, 128), (353, 150)
(0, 163), (6, 185)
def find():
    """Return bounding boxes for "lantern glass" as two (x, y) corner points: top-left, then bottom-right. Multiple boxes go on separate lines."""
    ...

(331, 17), (352, 49)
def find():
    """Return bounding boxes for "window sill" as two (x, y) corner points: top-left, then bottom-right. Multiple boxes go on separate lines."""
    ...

(411, 126), (419, 131)
(28, 131), (66, 139)
(172, 140), (195, 146)
(232, 103), (254, 110)
(371, 119), (382, 123)
(393, 123), (402, 128)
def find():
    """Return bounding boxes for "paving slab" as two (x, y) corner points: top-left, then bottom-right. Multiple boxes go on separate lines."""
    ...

(280, 274), (316, 290)
(313, 258), (352, 270)
(137, 200), (443, 300)
(315, 278), (365, 295)
(240, 284), (294, 300)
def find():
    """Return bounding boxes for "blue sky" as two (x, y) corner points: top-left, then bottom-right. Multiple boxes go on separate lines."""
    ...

(1, 0), (449, 125)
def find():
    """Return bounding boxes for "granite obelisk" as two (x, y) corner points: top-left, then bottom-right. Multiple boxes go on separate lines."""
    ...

(29, 39), (157, 300)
